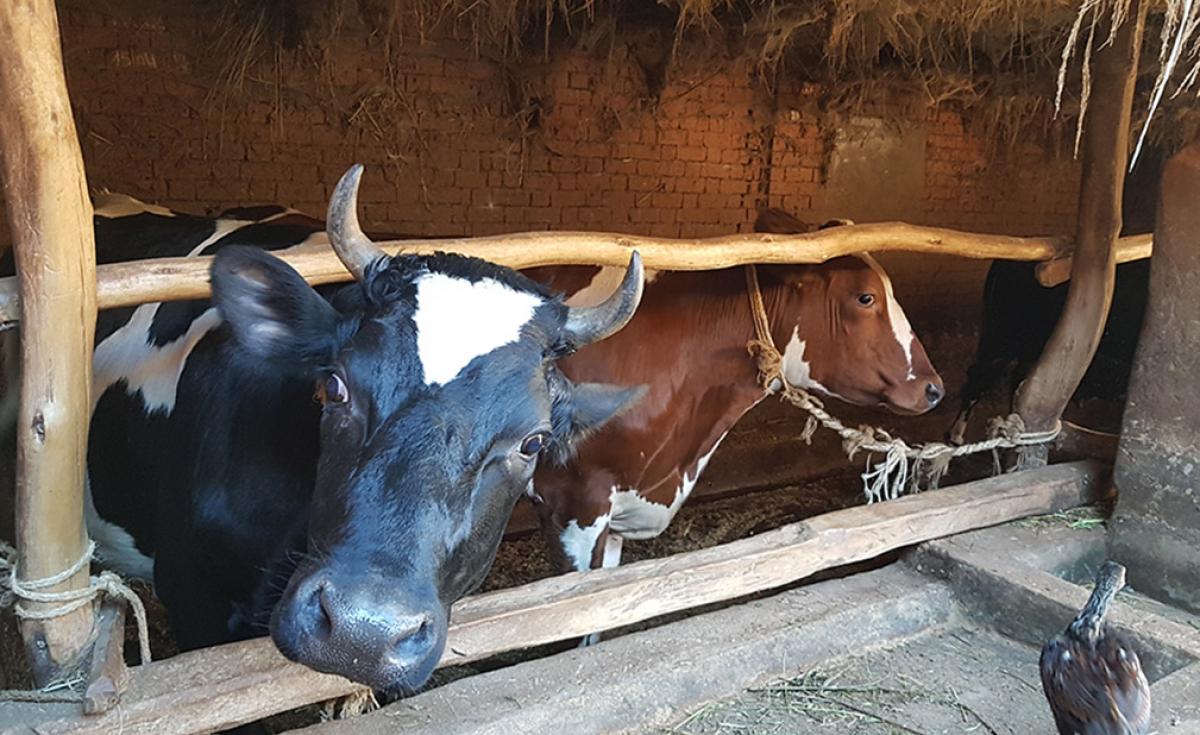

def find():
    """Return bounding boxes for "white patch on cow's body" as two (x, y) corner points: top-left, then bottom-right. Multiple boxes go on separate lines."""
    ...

(93, 304), (223, 414)
(84, 475), (154, 581)
(610, 434), (727, 540)
(190, 218), (252, 256)
(577, 528), (625, 647)
(413, 274), (542, 386)
(561, 513), (611, 572)
(565, 267), (657, 308)
(93, 191), (176, 219)
(780, 327), (844, 400)
(859, 254), (916, 380)
(602, 535), (623, 568)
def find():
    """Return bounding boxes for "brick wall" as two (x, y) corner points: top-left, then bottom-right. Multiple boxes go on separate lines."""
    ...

(0, 2), (1082, 326)
(12, 4), (1079, 234)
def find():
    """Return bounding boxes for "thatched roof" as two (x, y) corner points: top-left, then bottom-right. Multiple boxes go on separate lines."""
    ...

(190, 0), (1199, 154)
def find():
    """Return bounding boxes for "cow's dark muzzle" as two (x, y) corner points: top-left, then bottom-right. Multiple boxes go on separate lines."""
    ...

(270, 569), (446, 692)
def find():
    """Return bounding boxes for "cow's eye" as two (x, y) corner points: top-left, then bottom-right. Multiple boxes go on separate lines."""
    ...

(519, 432), (547, 457)
(317, 372), (350, 405)
(857, 293), (875, 307)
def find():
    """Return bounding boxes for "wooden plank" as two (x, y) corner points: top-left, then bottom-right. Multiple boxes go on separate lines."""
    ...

(1055, 419), (1119, 463)
(1012, 2), (1147, 466)
(1034, 233), (1152, 287)
(81, 601), (128, 716)
(0, 0), (99, 682)
(0, 220), (1149, 324)
(0, 460), (1107, 735)
(443, 460), (1108, 660)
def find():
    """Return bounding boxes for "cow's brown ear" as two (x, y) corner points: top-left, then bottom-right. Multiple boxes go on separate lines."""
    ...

(818, 218), (855, 230)
(753, 208), (807, 234)
(547, 382), (647, 463)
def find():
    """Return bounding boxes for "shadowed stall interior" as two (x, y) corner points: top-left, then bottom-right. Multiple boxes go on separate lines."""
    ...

(0, 0), (1186, 726)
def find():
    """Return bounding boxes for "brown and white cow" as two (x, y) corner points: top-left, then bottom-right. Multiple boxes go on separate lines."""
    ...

(525, 209), (944, 579)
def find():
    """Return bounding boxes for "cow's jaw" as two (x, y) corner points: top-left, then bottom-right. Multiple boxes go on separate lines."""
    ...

(780, 327), (843, 400)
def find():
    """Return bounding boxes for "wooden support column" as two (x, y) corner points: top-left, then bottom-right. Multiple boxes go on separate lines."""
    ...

(1012, 0), (1146, 467)
(0, 0), (99, 682)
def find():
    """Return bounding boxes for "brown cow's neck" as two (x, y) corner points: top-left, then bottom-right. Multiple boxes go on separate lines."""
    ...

(556, 266), (810, 499)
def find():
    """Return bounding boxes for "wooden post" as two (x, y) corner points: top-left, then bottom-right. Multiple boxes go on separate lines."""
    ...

(1012, 0), (1147, 467)
(0, 0), (99, 683)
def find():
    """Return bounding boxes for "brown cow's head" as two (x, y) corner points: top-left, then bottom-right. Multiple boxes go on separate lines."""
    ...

(754, 209), (943, 415)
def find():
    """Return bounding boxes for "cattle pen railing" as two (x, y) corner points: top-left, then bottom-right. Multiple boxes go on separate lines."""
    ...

(2, 461), (1109, 734)
(0, 227), (1154, 326)
(0, 0), (1151, 732)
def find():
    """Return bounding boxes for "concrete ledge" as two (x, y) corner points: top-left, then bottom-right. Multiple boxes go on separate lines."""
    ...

(299, 566), (954, 735)
(304, 521), (1200, 735)
(1109, 513), (1200, 614)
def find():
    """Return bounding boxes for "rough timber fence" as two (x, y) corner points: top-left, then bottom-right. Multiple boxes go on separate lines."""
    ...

(0, 462), (1107, 735)
(0, 226), (1153, 325)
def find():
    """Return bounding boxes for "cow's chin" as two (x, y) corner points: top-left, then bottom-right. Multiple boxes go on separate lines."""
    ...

(880, 400), (933, 417)
(818, 385), (932, 417)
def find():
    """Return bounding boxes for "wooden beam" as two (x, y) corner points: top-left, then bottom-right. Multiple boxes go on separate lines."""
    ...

(1013, 1), (1147, 466)
(1054, 419), (1119, 463)
(0, 460), (1107, 735)
(0, 0), (99, 683)
(1034, 232), (1152, 287)
(0, 222), (1148, 325)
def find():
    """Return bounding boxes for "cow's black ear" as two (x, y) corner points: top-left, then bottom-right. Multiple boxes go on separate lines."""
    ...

(211, 246), (340, 369)
(550, 382), (646, 461)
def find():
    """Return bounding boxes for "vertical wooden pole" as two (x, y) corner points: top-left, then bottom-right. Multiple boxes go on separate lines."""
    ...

(0, 0), (99, 682)
(1012, 0), (1147, 467)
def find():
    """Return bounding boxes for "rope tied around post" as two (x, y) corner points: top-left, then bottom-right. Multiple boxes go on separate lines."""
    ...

(0, 539), (152, 702)
(743, 265), (1061, 503)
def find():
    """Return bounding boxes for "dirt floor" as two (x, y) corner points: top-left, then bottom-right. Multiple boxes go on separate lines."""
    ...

(663, 624), (1048, 735)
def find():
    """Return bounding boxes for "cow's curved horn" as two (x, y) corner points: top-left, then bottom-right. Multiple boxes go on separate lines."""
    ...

(327, 164), (385, 282)
(563, 251), (644, 347)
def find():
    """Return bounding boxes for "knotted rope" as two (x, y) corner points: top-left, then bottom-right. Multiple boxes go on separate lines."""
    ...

(743, 265), (1060, 503)
(0, 539), (152, 703)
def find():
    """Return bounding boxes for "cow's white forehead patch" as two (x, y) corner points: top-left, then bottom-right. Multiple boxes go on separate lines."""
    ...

(413, 273), (543, 386)
(858, 253), (916, 380)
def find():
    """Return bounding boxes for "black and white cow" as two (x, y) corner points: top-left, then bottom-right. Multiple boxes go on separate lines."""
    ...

(8, 166), (646, 694)
(948, 258), (1151, 443)
(947, 148), (1162, 445)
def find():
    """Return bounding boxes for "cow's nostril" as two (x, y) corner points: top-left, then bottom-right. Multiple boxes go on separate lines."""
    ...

(310, 580), (334, 641)
(389, 613), (434, 659)
(926, 383), (945, 406)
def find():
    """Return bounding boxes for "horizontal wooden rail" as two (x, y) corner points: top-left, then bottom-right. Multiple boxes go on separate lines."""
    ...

(0, 224), (1153, 324)
(1035, 232), (1152, 286)
(0, 460), (1108, 735)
